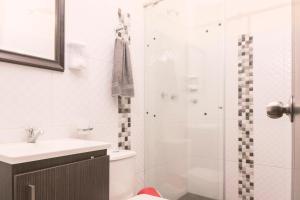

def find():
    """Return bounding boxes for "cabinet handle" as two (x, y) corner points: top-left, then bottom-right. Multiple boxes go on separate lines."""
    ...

(27, 185), (35, 200)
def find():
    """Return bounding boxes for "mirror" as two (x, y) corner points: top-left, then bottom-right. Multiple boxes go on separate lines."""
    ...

(0, 0), (65, 71)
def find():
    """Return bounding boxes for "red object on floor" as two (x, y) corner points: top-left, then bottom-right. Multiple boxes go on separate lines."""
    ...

(137, 187), (161, 197)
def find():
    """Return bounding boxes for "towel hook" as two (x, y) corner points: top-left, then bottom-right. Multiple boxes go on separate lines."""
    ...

(116, 8), (131, 44)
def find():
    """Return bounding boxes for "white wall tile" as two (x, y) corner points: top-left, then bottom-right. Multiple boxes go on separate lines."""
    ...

(251, 5), (292, 169)
(225, 161), (239, 200)
(135, 171), (145, 194)
(225, 0), (291, 19)
(131, 121), (145, 173)
(225, 118), (238, 162)
(255, 165), (291, 200)
(0, 63), (53, 129)
(224, 1), (292, 199)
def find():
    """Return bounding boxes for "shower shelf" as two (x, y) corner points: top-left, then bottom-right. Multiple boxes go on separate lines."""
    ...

(188, 85), (198, 92)
(187, 75), (199, 80)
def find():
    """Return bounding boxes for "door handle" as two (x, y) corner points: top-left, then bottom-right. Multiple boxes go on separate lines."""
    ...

(27, 185), (35, 200)
(266, 96), (294, 122)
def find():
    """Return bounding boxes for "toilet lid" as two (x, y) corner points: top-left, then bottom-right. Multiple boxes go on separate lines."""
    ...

(128, 194), (167, 200)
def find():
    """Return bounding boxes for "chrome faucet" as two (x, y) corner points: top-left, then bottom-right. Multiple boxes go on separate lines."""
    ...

(26, 128), (44, 143)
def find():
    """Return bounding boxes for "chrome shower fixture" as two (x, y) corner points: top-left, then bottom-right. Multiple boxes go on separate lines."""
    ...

(144, 0), (165, 8)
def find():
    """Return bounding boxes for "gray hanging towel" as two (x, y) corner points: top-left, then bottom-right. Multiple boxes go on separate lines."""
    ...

(112, 38), (135, 97)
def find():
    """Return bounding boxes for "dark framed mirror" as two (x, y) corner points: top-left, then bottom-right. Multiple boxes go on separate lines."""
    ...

(0, 0), (65, 71)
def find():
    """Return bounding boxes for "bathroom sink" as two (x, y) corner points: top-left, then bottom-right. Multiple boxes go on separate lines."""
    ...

(0, 138), (110, 164)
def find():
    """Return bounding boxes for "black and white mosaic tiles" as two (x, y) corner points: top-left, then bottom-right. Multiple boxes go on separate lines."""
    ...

(118, 96), (132, 150)
(238, 34), (254, 200)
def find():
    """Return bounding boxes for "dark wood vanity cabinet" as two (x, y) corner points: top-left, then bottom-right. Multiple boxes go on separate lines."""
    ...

(0, 150), (109, 200)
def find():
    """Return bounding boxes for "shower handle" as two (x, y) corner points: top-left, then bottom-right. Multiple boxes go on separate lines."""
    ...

(266, 96), (294, 122)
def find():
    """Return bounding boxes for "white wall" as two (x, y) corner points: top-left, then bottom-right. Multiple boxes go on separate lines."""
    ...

(225, 0), (292, 200)
(0, 0), (145, 193)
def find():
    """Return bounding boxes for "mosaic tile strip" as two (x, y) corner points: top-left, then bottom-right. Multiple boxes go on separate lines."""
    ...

(238, 34), (254, 200)
(118, 96), (132, 150)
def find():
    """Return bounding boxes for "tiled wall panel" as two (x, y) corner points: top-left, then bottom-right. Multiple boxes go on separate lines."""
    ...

(225, 2), (292, 200)
(238, 34), (254, 200)
(118, 96), (132, 150)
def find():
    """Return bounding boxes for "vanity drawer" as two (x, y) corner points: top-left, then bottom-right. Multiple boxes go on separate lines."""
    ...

(12, 150), (107, 175)
(14, 156), (109, 200)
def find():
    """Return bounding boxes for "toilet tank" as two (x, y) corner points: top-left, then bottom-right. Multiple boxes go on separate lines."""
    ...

(109, 150), (137, 200)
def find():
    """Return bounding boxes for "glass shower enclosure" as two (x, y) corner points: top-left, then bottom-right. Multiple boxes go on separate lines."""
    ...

(144, 0), (292, 200)
(144, 0), (225, 199)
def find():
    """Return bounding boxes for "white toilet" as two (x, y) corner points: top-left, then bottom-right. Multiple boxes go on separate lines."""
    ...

(109, 150), (167, 200)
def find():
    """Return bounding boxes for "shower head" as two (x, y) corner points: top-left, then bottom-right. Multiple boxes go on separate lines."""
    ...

(144, 0), (165, 8)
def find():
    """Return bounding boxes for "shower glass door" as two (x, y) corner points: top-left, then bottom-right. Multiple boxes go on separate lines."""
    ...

(144, 0), (292, 200)
(144, 1), (225, 199)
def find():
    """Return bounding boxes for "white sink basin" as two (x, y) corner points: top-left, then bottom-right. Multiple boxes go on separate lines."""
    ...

(0, 138), (111, 164)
